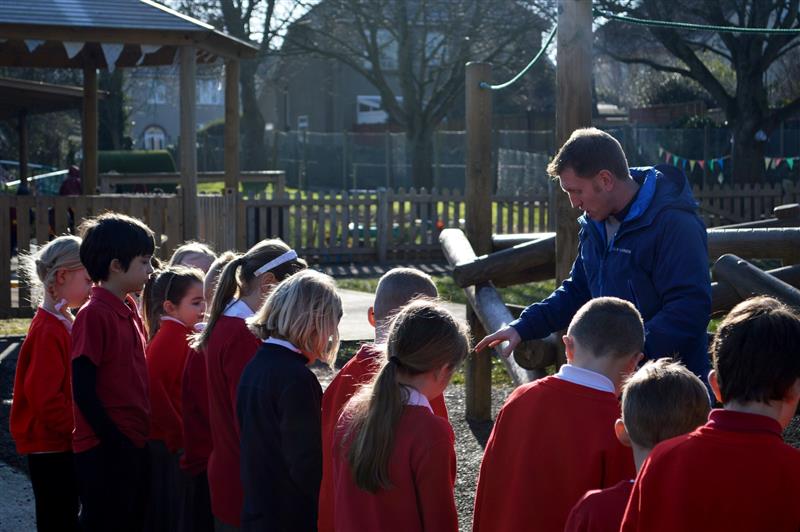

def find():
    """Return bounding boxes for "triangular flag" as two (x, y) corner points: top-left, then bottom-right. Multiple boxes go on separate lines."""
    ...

(101, 43), (125, 73)
(698, 160), (706, 170)
(765, 157), (772, 170)
(788, 158), (795, 170)
(774, 158), (783, 168)
(63, 42), (84, 59)
(682, 159), (688, 170)
(137, 44), (161, 66)
(672, 155), (679, 166)
(25, 40), (44, 53)
(717, 173), (724, 184)
(718, 158), (724, 170)
(710, 159), (715, 171)
(664, 152), (670, 163)
(689, 160), (696, 171)
(658, 147), (664, 157)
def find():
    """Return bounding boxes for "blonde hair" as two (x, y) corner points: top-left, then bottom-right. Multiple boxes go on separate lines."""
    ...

(141, 265), (204, 340)
(345, 300), (470, 492)
(248, 270), (342, 364)
(191, 239), (307, 351)
(373, 268), (438, 323)
(621, 359), (710, 449)
(169, 241), (216, 271)
(19, 235), (83, 305)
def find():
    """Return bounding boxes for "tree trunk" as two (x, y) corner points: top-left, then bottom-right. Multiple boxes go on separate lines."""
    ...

(730, 72), (768, 184)
(731, 123), (766, 184)
(408, 127), (434, 189)
(240, 58), (266, 170)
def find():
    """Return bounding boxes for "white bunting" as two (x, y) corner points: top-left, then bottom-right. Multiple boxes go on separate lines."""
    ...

(137, 44), (161, 65)
(25, 40), (45, 53)
(63, 41), (84, 59)
(101, 43), (125, 73)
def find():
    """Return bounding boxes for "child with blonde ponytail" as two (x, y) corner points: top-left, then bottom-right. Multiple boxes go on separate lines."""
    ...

(332, 300), (469, 532)
(191, 239), (306, 529)
(10, 235), (92, 532)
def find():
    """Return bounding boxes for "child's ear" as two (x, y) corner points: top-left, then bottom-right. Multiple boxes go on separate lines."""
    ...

(562, 335), (575, 363)
(708, 370), (724, 404)
(54, 269), (68, 286)
(367, 306), (376, 328)
(260, 272), (277, 292)
(109, 258), (123, 275)
(614, 418), (632, 448)
(163, 299), (177, 315)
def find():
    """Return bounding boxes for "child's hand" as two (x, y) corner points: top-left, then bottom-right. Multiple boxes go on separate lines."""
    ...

(474, 326), (521, 358)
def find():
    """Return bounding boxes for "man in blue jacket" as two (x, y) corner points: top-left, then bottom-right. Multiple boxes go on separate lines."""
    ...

(476, 128), (711, 380)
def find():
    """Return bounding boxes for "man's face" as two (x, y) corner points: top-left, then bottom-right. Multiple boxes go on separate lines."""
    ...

(558, 167), (613, 221)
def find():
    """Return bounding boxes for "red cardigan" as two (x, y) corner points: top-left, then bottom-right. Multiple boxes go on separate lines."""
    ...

(10, 309), (74, 454)
(621, 409), (800, 532)
(205, 315), (261, 526)
(565, 480), (633, 532)
(333, 405), (458, 532)
(180, 346), (211, 475)
(318, 343), (448, 532)
(146, 319), (193, 453)
(472, 376), (634, 532)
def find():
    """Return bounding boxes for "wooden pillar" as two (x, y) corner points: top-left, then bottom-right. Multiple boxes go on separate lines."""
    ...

(465, 61), (493, 421)
(82, 65), (98, 195)
(17, 110), (29, 194)
(179, 46), (198, 240)
(224, 59), (241, 247)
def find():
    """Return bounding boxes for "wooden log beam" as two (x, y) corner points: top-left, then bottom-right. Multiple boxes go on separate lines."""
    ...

(707, 228), (800, 262)
(713, 254), (800, 310)
(440, 229), (557, 381)
(453, 234), (555, 288)
(493, 232), (555, 250)
(710, 265), (800, 314)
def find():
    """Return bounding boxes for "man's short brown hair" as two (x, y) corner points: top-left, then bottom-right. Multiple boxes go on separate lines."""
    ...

(546, 127), (630, 180)
(711, 296), (800, 403)
(621, 359), (710, 449)
(567, 297), (644, 359)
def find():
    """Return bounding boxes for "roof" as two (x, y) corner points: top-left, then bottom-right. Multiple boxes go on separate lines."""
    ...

(0, 76), (107, 120)
(0, 0), (258, 68)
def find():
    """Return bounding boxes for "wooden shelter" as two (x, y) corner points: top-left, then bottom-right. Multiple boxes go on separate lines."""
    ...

(0, 0), (258, 238)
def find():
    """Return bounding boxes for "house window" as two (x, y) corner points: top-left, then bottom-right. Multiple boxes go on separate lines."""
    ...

(143, 126), (167, 150)
(297, 115), (309, 130)
(363, 29), (398, 70)
(356, 95), (402, 125)
(425, 32), (446, 67)
(147, 80), (167, 105)
(197, 79), (223, 105)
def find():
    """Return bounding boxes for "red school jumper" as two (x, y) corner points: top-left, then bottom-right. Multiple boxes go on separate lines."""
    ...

(180, 346), (211, 475)
(620, 409), (800, 532)
(318, 343), (449, 532)
(9, 308), (74, 454)
(146, 318), (193, 452)
(205, 310), (261, 526)
(472, 376), (634, 532)
(71, 287), (150, 452)
(564, 480), (633, 532)
(332, 398), (458, 532)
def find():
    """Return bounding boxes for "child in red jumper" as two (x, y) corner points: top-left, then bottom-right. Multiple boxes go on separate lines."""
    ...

(319, 267), (445, 532)
(238, 270), (343, 531)
(180, 251), (237, 532)
(472, 297), (643, 532)
(141, 265), (205, 532)
(10, 235), (91, 532)
(620, 296), (800, 532)
(71, 213), (156, 532)
(565, 358), (709, 532)
(333, 300), (470, 532)
(190, 239), (307, 530)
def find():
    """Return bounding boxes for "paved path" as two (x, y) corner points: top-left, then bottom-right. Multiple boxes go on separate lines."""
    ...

(0, 462), (35, 531)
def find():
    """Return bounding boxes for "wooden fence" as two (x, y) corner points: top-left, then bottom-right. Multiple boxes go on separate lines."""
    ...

(693, 182), (800, 226)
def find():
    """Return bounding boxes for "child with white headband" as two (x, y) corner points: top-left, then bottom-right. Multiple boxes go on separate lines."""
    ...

(190, 239), (307, 529)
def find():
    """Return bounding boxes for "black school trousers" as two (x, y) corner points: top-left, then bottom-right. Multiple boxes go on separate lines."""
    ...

(27, 451), (80, 532)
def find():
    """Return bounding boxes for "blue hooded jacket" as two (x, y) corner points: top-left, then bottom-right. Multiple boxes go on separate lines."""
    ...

(510, 165), (711, 379)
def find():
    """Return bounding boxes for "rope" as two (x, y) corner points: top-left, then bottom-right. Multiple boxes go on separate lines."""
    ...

(594, 8), (800, 35)
(480, 25), (557, 91)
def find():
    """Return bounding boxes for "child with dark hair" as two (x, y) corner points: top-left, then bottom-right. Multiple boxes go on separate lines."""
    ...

(332, 300), (469, 532)
(621, 296), (800, 531)
(10, 235), (91, 532)
(565, 359), (709, 532)
(473, 297), (642, 532)
(71, 213), (156, 532)
(141, 266), (205, 532)
(191, 239), (307, 529)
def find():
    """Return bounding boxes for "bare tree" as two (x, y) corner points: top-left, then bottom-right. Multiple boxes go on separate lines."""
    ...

(283, 0), (546, 189)
(597, 0), (800, 183)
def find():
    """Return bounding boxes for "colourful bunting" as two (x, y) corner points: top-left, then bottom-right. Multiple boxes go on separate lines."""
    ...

(698, 160), (706, 170)
(658, 147), (664, 157)
(718, 158), (724, 170)
(774, 158), (783, 168)
(672, 155), (679, 166)
(689, 160), (696, 171)
(789, 158), (796, 170)
(710, 159), (715, 172)
(764, 157), (772, 170)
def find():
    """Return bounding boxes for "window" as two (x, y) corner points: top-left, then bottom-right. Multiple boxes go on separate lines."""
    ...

(147, 80), (167, 105)
(297, 115), (309, 130)
(197, 79), (223, 105)
(425, 32), (446, 67)
(362, 29), (398, 70)
(143, 126), (166, 150)
(356, 95), (402, 125)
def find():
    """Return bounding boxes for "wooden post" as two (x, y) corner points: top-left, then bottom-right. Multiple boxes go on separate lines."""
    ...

(82, 65), (98, 195)
(377, 188), (389, 263)
(179, 46), (198, 240)
(554, 0), (593, 285)
(465, 61), (493, 420)
(224, 59), (241, 247)
(713, 254), (800, 310)
(17, 110), (29, 194)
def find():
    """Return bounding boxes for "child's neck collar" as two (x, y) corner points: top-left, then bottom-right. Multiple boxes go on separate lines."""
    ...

(97, 280), (128, 301)
(722, 399), (786, 426)
(555, 363), (615, 394)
